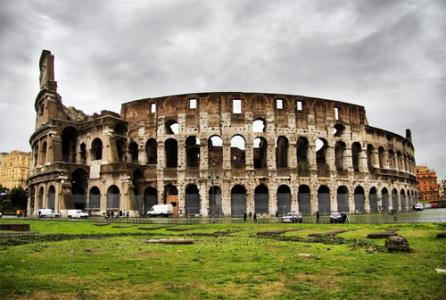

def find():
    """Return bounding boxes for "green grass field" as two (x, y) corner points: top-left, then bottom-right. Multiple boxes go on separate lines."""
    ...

(1, 219), (445, 299)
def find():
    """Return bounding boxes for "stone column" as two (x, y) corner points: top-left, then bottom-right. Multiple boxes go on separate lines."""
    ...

(200, 181), (208, 217)
(288, 139), (297, 169)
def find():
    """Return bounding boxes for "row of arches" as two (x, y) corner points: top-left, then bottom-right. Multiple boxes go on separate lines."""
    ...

(57, 183), (414, 216)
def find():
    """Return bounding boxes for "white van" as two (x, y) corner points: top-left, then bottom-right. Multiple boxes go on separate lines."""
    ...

(147, 204), (173, 217)
(67, 209), (89, 219)
(37, 209), (60, 218)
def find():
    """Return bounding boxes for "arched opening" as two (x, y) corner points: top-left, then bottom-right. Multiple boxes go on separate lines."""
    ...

(354, 186), (365, 213)
(378, 147), (385, 168)
(277, 185), (291, 216)
(392, 188), (398, 211)
(254, 184), (269, 215)
(33, 144), (38, 167)
(208, 136), (223, 167)
(316, 138), (329, 176)
(276, 136), (289, 168)
(106, 185), (120, 210)
(115, 140), (126, 162)
(396, 151), (403, 170)
(252, 118), (266, 133)
(336, 186), (349, 212)
(163, 184), (178, 213)
(400, 189), (406, 211)
(367, 145), (375, 171)
(186, 136), (200, 168)
(369, 187), (378, 212)
(129, 141), (139, 163)
(388, 150), (395, 169)
(352, 142), (362, 172)
(317, 185), (330, 215)
(38, 187), (44, 209)
(88, 186), (101, 209)
(30, 187), (36, 212)
(115, 123), (127, 136)
(381, 188), (389, 211)
(47, 185), (56, 210)
(62, 126), (78, 163)
(335, 141), (346, 172)
(165, 139), (178, 168)
(298, 185), (311, 215)
(145, 138), (157, 165)
(253, 137), (267, 169)
(132, 169), (144, 215)
(230, 135), (245, 168)
(185, 184), (200, 216)
(165, 119), (179, 134)
(333, 123), (345, 137)
(208, 186), (223, 217)
(297, 137), (309, 176)
(80, 143), (87, 164)
(143, 187), (158, 214)
(72, 169), (88, 209)
(91, 138), (103, 160)
(41, 142), (47, 164)
(231, 185), (246, 217)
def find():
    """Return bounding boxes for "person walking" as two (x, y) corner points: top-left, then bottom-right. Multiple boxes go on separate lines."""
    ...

(253, 212), (257, 223)
(316, 211), (320, 224)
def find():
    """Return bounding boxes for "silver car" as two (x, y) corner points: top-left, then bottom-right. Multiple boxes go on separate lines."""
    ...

(282, 212), (303, 223)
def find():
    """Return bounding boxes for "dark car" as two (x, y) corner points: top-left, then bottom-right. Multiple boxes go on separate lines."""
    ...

(329, 212), (348, 223)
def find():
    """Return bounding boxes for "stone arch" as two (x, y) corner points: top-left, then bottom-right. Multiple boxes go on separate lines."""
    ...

(129, 141), (139, 163)
(253, 137), (267, 169)
(388, 150), (395, 169)
(316, 138), (329, 176)
(145, 138), (157, 165)
(400, 189), (406, 211)
(47, 185), (56, 210)
(378, 147), (385, 168)
(91, 138), (103, 160)
(208, 135), (223, 167)
(41, 141), (47, 164)
(165, 138), (178, 168)
(298, 185), (311, 215)
(369, 187), (378, 212)
(106, 185), (120, 210)
(38, 186), (44, 209)
(392, 188), (398, 211)
(185, 136), (200, 168)
(337, 186), (349, 212)
(231, 185), (246, 217)
(277, 185), (291, 216)
(354, 186), (365, 213)
(185, 184), (200, 216)
(115, 139), (126, 162)
(80, 143), (87, 164)
(297, 137), (309, 176)
(318, 185), (330, 215)
(335, 141), (346, 172)
(88, 186), (101, 209)
(254, 184), (269, 215)
(252, 118), (266, 133)
(367, 144), (375, 171)
(208, 186), (223, 217)
(165, 119), (179, 134)
(143, 187), (158, 214)
(381, 188), (389, 211)
(72, 168), (88, 209)
(230, 135), (246, 168)
(61, 126), (78, 163)
(352, 142), (362, 172)
(276, 136), (289, 168)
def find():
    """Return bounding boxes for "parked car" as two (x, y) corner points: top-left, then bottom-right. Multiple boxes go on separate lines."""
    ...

(282, 212), (303, 223)
(147, 204), (173, 217)
(413, 203), (424, 211)
(37, 209), (60, 218)
(67, 209), (89, 219)
(329, 212), (348, 223)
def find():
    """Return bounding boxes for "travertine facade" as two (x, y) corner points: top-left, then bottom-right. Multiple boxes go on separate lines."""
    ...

(0, 151), (31, 189)
(416, 165), (439, 202)
(28, 50), (418, 217)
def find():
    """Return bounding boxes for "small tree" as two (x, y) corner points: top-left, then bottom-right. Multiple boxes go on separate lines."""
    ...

(8, 187), (28, 210)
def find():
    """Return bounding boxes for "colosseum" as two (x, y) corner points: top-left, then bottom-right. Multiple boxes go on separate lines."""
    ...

(27, 50), (418, 217)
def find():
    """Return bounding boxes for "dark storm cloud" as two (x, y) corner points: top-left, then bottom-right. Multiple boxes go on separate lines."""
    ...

(0, 0), (444, 177)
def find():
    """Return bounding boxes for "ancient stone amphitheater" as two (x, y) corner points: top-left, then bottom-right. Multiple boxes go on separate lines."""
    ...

(28, 50), (418, 217)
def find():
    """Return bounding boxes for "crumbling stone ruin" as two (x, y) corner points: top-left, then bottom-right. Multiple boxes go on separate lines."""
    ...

(27, 50), (418, 217)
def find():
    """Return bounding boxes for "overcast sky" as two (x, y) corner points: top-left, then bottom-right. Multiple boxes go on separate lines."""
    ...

(0, 0), (445, 178)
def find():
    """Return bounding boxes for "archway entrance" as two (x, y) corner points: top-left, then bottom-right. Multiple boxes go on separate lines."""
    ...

(208, 186), (223, 217)
(254, 184), (269, 215)
(277, 185), (291, 216)
(231, 185), (246, 217)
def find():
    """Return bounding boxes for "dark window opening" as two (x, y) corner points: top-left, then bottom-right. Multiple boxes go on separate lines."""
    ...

(230, 135), (245, 168)
(129, 141), (139, 163)
(145, 138), (157, 165)
(186, 136), (200, 168)
(91, 138), (103, 160)
(276, 136), (288, 168)
(208, 136), (223, 167)
(253, 137), (267, 169)
(165, 139), (178, 168)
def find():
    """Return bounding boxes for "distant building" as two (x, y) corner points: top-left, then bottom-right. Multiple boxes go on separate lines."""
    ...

(416, 166), (439, 202)
(439, 180), (446, 200)
(0, 150), (31, 190)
